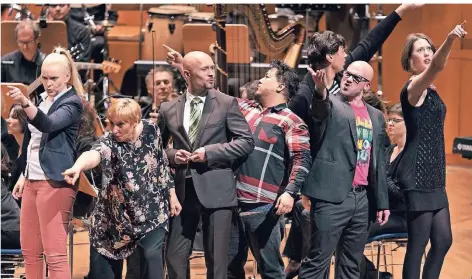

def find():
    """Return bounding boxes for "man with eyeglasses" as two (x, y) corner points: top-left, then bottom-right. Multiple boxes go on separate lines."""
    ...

(1, 20), (45, 88)
(298, 60), (390, 279)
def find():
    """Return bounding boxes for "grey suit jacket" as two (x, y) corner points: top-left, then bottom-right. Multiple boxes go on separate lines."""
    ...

(158, 89), (254, 209)
(302, 92), (389, 216)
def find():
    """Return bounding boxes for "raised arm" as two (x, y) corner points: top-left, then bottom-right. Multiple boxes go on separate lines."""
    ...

(62, 150), (101, 185)
(346, 4), (423, 66)
(406, 22), (467, 105)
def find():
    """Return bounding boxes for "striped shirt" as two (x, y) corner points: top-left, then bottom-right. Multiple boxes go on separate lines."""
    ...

(236, 99), (312, 204)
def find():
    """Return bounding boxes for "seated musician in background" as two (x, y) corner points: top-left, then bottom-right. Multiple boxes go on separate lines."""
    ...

(143, 66), (176, 121)
(1, 117), (19, 173)
(239, 80), (259, 100)
(48, 4), (92, 63)
(4, 104), (27, 191)
(1, 20), (45, 91)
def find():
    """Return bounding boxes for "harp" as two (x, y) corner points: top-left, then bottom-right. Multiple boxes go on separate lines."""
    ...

(214, 4), (306, 95)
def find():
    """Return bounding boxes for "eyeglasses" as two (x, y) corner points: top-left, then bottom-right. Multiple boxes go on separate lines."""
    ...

(343, 71), (370, 84)
(17, 39), (36, 47)
(387, 118), (404, 124)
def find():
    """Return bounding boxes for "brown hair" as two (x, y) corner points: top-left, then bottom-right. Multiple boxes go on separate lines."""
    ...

(107, 98), (142, 125)
(401, 33), (436, 72)
(8, 104), (27, 134)
(387, 103), (403, 117)
(51, 46), (85, 97)
(15, 19), (41, 40)
(363, 90), (387, 114)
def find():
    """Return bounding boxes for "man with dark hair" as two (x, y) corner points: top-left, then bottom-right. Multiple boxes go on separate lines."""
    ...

(48, 4), (91, 62)
(1, 20), (45, 86)
(227, 60), (311, 279)
(289, 4), (423, 159)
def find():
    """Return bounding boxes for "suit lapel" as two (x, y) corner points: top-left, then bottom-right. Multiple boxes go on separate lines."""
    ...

(342, 101), (358, 148)
(193, 90), (216, 149)
(176, 94), (191, 148)
(366, 105), (380, 169)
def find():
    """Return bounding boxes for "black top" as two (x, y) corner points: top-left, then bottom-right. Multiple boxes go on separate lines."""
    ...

(65, 16), (92, 62)
(385, 145), (405, 213)
(288, 10), (402, 157)
(1, 178), (20, 232)
(397, 80), (448, 211)
(1, 49), (45, 87)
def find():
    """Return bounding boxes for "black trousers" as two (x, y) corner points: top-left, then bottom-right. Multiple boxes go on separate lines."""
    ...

(1, 230), (21, 249)
(88, 227), (166, 279)
(299, 190), (370, 279)
(283, 200), (311, 262)
(165, 179), (233, 279)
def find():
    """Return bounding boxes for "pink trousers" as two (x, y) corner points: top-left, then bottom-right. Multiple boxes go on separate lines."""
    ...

(20, 179), (77, 279)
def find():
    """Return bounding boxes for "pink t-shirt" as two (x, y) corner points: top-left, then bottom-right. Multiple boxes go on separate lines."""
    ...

(351, 103), (373, 186)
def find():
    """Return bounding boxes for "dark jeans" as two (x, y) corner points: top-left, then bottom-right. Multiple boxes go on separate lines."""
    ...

(228, 206), (286, 279)
(299, 190), (370, 279)
(1, 230), (21, 249)
(88, 227), (166, 279)
(283, 200), (311, 262)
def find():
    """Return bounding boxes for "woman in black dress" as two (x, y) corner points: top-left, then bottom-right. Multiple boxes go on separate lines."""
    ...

(397, 22), (467, 279)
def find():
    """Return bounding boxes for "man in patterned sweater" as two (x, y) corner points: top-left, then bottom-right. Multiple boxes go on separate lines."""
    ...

(228, 60), (312, 279)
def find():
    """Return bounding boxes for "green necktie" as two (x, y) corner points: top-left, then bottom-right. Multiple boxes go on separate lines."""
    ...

(188, 97), (203, 143)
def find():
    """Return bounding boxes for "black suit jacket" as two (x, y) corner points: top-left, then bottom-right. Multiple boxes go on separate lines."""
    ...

(158, 89), (254, 209)
(302, 93), (389, 218)
(19, 88), (84, 183)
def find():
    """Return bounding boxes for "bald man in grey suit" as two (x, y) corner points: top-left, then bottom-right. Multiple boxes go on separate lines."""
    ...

(158, 51), (254, 279)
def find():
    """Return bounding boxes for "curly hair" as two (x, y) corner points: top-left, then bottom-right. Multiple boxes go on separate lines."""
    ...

(269, 60), (300, 99)
(307, 31), (346, 70)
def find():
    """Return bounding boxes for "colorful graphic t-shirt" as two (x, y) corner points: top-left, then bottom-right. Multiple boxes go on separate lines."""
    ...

(351, 104), (373, 186)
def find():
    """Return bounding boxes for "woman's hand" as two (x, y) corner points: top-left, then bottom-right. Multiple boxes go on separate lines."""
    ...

(62, 166), (82, 185)
(12, 175), (26, 200)
(448, 21), (467, 40)
(6, 86), (29, 107)
(169, 188), (182, 217)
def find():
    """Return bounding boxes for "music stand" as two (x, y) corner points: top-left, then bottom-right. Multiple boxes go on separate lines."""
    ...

(1, 83), (27, 119)
(1, 20), (67, 56)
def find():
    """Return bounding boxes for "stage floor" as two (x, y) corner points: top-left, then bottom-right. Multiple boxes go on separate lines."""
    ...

(12, 165), (472, 279)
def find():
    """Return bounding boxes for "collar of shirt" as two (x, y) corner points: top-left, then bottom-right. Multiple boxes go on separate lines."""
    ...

(39, 86), (72, 103)
(19, 50), (42, 67)
(247, 100), (287, 113)
(185, 90), (206, 105)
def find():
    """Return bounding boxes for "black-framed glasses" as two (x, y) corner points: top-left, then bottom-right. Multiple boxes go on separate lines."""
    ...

(387, 118), (404, 124)
(343, 71), (369, 84)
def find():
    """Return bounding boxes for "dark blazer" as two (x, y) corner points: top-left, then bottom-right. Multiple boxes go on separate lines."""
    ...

(302, 93), (389, 217)
(158, 89), (254, 209)
(19, 88), (84, 182)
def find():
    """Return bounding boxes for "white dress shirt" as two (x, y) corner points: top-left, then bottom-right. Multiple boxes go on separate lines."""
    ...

(26, 87), (71, 180)
(183, 91), (206, 134)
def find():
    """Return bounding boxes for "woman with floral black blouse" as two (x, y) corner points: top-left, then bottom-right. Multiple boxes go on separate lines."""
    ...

(63, 98), (181, 279)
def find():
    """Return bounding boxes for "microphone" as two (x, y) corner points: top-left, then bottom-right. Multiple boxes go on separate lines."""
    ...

(151, 30), (156, 113)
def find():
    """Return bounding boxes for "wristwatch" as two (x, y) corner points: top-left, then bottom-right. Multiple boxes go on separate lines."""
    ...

(21, 101), (29, 108)
(285, 190), (298, 199)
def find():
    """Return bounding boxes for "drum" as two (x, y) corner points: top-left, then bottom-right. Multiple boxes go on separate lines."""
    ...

(158, 5), (197, 14)
(186, 12), (214, 24)
(142, 8), (187, 60)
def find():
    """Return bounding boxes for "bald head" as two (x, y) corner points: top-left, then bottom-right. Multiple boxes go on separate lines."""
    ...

(183, 51), (213, 71)
(347, 61), (374, 81)
(340, 61), (374, 99)
(182, 51), (215, 95)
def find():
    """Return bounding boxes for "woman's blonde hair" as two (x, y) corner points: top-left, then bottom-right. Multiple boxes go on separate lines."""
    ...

(51, 46), (85, 97)
(107, 98), (142, 125)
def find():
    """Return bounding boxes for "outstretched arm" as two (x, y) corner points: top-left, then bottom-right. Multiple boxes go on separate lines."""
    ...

(406, 22), (467, 106)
